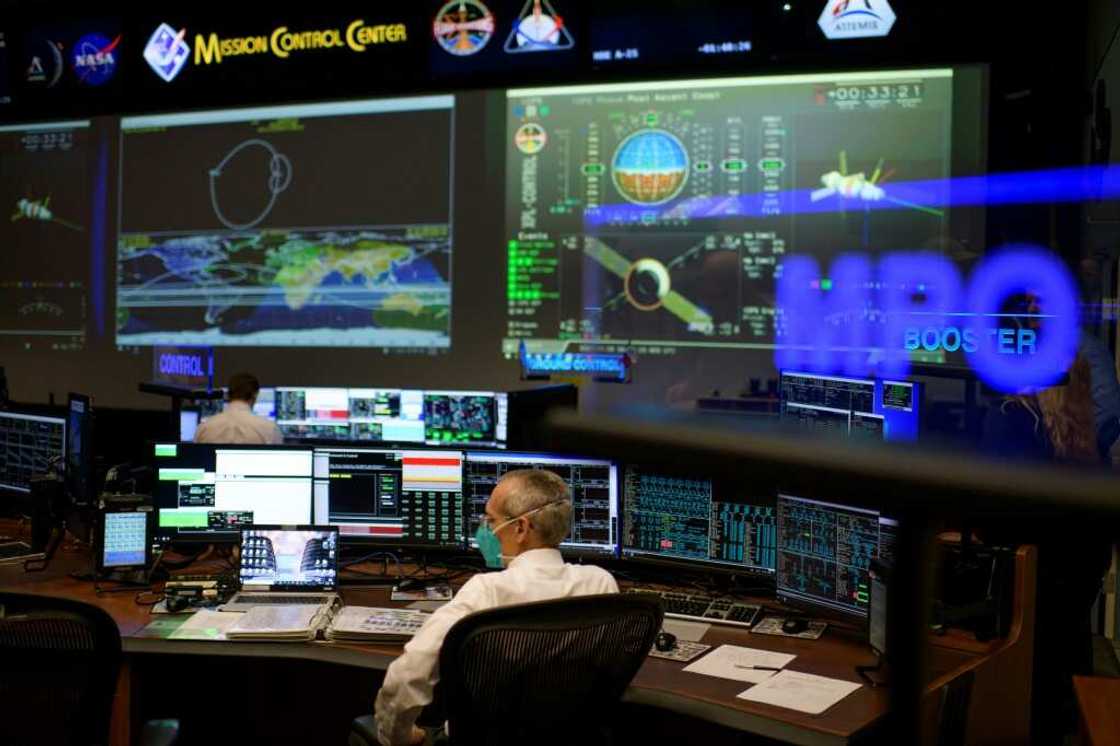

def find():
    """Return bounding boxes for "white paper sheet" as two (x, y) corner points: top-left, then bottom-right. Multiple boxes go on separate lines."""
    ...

(737, 670), (863, 714)
(168, 609), (243, 640)
(681, 644), (796, 684)
(662, 619), (710, 642)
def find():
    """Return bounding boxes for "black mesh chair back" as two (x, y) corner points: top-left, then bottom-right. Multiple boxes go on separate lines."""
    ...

(0, 592), (123, 746)
(438, 593), (662, 746)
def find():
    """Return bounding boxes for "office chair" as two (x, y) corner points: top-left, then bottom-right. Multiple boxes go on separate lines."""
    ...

(351, 593), (662, 746)
(0, 592), (179, 746)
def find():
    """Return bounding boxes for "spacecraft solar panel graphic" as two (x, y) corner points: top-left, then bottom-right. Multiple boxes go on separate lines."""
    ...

(116, 97), (455, 350)
(0, 120), (92, 352)
(503, 69), (974, 361)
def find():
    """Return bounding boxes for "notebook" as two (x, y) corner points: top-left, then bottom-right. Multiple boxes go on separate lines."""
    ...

(221, 525), (340, 613)
(325, 607), (431, 642)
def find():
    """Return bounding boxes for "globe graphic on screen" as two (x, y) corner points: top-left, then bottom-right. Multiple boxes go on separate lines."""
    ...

(611, 129), (689, 205)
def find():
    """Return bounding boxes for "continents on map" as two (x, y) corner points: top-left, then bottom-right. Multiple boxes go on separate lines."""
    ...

(116, 226), (451, 348)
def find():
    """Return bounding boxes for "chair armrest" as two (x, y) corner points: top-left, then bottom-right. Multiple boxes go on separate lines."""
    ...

(350, 715), (379, 746)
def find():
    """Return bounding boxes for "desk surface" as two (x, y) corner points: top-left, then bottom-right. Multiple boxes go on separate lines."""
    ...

(1075, 676), (1120, 746)
(0, 549), (980, 746)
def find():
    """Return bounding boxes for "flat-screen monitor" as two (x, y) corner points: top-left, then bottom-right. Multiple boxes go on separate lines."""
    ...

(238, 526), (338, 590)
(776, 494), (897, 618)
(0, 410), (65, 493)
(275, 388), (508, 448)
(502, 67), (986, 375)
(66, 393), (94, 505)
(98, 508), (152, 571)
(313, 447), (464, 549)
(620, 464), (776, 574)
(253, 387), (276, 419)
(780, 371), (920, 441)
(117, 96), (454, 352)
(152, 443), (313, 544)
(179, 410), (200, 442)
(463, 451), (619, 558)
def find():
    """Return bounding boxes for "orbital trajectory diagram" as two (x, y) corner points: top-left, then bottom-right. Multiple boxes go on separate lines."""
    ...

(208, 138), (293, 231)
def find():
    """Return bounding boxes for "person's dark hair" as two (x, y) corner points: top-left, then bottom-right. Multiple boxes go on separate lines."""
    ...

(228, 372), (261, 403)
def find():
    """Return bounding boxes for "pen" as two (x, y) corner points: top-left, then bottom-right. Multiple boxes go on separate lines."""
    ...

(734, 665), (782, 671)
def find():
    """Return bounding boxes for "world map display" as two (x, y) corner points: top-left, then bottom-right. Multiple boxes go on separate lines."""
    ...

(117, 226), (450, 347)
(116, 96), (455, 349)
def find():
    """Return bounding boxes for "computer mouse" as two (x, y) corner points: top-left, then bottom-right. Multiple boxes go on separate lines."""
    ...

(782, 617), (809, 635)
(654, 631), (677, 652)
(396, 578), (426, 593)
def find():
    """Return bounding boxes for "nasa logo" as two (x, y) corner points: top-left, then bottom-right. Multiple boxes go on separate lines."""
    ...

(71, 33), (121, 86)
(818, 0), (896, 40)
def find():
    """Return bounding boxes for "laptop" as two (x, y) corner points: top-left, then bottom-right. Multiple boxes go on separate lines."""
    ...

(221, 525), (340, 612)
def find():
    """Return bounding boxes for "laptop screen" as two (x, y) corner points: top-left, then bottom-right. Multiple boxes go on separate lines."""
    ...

(239, 526), (338, 589)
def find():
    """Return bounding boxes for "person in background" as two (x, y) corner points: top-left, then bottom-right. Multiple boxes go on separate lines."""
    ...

(373, 469), (618, 746)
(981, 354), (1112, 745)
(193, 372), (282, 445)
(1076, 256), (1120, 458)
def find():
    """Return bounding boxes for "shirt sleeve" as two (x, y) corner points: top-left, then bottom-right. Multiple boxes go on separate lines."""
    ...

(374, 577), (491, 746)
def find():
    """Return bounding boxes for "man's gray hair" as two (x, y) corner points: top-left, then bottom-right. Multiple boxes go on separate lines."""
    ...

(498, 469), (572, 546)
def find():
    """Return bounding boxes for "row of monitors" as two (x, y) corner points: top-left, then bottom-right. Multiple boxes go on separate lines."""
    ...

(152, 443), (895, 619)
(182, 388), (510, 448)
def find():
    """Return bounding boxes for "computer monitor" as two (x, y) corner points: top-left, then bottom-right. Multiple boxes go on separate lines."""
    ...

(253, 387), (276, 419)
(780, 371), (921, 441)
(275, 387), (351, 441)
(775, 494), (898, 618)
(620, 464), (776, 574)
(97, 507), (153, 573)
(66, 393), (94, 505)
(463, 451), (619, 557)
(346, 388), (425, 443)
(152, 443), (314, 544)
(179, 410), (200, 442)
(313, 447), (464, 549)
(423, 391), (508, 447)
(0, 410), (66, 493)
(238, 526), (338, 589)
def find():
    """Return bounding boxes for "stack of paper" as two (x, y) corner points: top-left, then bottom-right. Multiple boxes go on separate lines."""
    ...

(225, 605), (330, 642)
(326, 606), (430, 642)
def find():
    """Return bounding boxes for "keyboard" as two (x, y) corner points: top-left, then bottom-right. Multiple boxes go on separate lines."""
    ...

(627, 589), (762, 629)
(235, 595), (332, 605)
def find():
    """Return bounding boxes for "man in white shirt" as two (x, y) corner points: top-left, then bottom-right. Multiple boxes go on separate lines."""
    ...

(374, 469), (618, 746)
(194, 372), (283, 445)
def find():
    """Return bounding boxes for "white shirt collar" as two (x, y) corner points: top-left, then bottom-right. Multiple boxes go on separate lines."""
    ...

(507, 547), (564, 569)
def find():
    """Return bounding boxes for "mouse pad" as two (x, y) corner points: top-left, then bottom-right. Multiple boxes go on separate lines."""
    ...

(648, 641), (711, 662)
(752, 616), (827, 640)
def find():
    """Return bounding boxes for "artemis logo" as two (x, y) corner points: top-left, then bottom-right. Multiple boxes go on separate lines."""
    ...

(818, 0), (896, 40)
